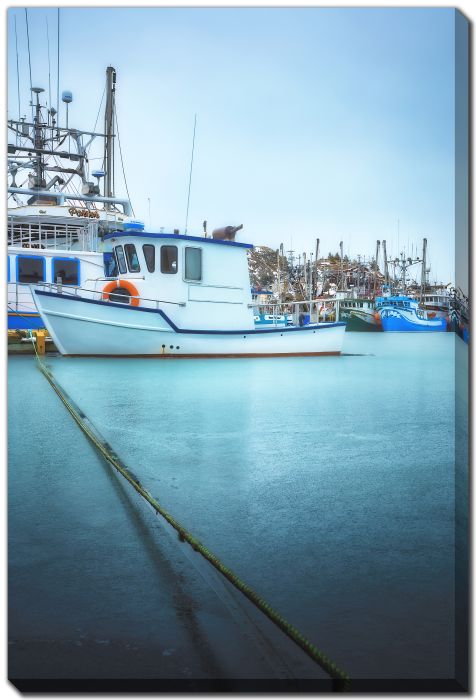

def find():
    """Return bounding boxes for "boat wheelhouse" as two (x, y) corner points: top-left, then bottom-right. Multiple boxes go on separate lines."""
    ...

(421, 291), (450, 319)
(32, 227), (346, 357)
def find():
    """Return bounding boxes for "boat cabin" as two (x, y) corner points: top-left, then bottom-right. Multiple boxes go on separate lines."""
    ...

(102, 230), (255, 331)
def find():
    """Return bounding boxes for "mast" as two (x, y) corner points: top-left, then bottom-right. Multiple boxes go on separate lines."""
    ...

(103, 66), (116, 207)
(421, 237), (427, 299)
(339, 241), (344, 290)
(32, 87), (45, 189)
(373, 240), (380, 297)
(382, 239), (389, 287)
(315, 238), (319, 296)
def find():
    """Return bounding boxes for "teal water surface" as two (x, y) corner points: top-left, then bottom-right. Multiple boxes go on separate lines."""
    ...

(9, 333), (463, 682)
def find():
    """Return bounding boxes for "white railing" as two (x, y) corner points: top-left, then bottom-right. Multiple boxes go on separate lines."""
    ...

(7, 217), (99, 252)
(7, 282), (37, 313)
(35, 281), (186, 310)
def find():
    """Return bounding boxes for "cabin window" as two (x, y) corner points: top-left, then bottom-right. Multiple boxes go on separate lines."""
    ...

(142, 244), (155, 273)
(114, 245), (127, 274)
(17, 256), (45, 283)
(124, 243), (141, 273)
(52, 258), (79, 285)
(103, 252), (117, 278)
(161, 245), (178, 274)
(184, 247), (202, 282)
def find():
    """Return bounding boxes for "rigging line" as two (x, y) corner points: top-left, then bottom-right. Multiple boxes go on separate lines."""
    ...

(24, 9), (33, 120)
(184, 113), (197, 234)
(114, 110), (135, 217)
(45, 16), (52, 109)
(112, 90), (116, 197)
(14, 15), (21, 125)
(56, 8), (60, 122)
(92, 83), (106, 134)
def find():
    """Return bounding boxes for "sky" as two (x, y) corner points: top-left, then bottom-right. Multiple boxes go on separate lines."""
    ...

(7, 6), (458, 284)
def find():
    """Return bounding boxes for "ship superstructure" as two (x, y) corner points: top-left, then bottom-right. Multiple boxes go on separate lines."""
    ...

(7, 66), (135, 328)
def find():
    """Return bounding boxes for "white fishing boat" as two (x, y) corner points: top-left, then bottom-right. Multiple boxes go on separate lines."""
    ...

(7, 66), (135, 329)
(32, 225), (346, 357)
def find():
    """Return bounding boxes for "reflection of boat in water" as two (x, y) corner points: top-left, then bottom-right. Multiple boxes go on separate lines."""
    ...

(7, 66), (134, 330)
(33, 226), (346, 357)
(376, 295), (447, 332)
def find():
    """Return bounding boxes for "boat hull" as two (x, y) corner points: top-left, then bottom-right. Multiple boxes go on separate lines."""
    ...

(346, 309), (382, 332)
(33, 290), (346, 356)
(380, 308), (447, 332)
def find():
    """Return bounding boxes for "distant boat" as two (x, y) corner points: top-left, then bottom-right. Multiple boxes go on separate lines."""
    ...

(254, 313), (293, 327)
(347, 307), (382, 332)
(420, 291), (450, 319)
(338, 298), (382, 332)
(376, 295), (447, 332)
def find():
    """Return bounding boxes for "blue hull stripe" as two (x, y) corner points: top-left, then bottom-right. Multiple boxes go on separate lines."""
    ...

(34, 290), (345, 335)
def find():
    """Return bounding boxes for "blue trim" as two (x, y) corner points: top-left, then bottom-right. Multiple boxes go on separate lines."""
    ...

(7, 255), (10, 282)
(103, 230), (253, 249)
(16, 254), (46, 283)
(51, 256), (81, 285)
(34, 290), (346, 335)
(8, 311), (44, 330)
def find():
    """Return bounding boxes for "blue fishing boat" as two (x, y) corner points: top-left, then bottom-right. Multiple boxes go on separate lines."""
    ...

(376, 295), (447, 332)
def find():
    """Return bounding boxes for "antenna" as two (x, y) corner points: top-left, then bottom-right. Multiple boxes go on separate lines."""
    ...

(14, 16), (21, 127)
(46, 16), (52, 109)
(184, 113), (197, 235)
(57, 8), (60, 124)
(24, 9), (33, 120)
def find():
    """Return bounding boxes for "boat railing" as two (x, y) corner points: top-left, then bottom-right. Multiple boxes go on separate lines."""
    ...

(8, 216), (99, 252)
(8, 282), (36, 312)
(251, 298), (341, 325)
(35, 281), (186, 309)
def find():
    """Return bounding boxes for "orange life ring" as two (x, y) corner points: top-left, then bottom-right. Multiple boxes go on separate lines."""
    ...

(102, 280), (140, 307)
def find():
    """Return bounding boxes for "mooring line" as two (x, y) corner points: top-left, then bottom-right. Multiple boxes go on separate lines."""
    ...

(34, 354), (350, 690)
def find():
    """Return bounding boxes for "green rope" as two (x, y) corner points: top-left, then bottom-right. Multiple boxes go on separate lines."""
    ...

(36, 359), (351, 690)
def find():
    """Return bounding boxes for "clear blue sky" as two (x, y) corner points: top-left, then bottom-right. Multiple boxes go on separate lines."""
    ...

(8, 7), (457, 284)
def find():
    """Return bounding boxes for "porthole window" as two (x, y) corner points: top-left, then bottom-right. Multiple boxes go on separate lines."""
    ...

(161, 245), (178, 274)
(17, 256), (45, 283)
(124, 243), (141, 273)
(184, 247), (202, 281)
(142, 244), (155, 273)
(52, 258), (79, 285)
